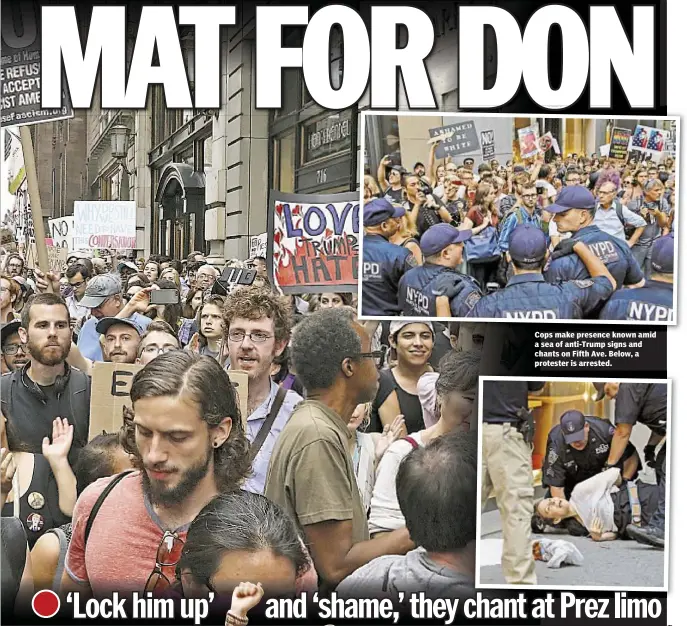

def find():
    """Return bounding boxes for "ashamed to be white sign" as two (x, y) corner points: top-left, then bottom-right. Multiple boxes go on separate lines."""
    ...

(73, 201), (137, 249)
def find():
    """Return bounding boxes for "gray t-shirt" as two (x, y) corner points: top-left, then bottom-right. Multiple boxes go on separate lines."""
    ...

(336, 548), (474, 599)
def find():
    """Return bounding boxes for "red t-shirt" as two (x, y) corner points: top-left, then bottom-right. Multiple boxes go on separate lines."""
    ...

(65, 471), (318, 596)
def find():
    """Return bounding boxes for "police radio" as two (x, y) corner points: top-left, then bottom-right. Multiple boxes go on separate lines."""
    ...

(486, 282), (500, 295)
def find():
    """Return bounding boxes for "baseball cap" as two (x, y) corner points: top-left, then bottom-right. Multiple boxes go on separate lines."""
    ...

(95, 316), (145, 336)
(67, 250), (90, 262)
(547, 186), (596, 214)
(513, 164), (526, 173)
(651, 234), (674, 274)
(560, 410), (587, 444)
(592, 382), (606, 402)
(509, 225), (547, 263)
(1, 320), (21, 347)
(389, 164), (407, 175)
(389, 321), (435, 338)
(463, 157), (475, 165)
(420, 224), (472, 257)
(80, 274), (122, 308)
(363, 198), (405, 227)
(117, 260), (138, 272)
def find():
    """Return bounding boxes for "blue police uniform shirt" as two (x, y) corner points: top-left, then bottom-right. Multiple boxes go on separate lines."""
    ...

(398, 263), (482, 317)
(543, 225), (644, 287)
(467, 273), (613, 320)
(599, 280), (673, 322)
(362, 234), (415, 316)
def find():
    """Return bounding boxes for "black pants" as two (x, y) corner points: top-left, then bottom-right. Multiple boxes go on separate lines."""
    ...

(467, 258), (500, 291)
(649, 445), (667, 531)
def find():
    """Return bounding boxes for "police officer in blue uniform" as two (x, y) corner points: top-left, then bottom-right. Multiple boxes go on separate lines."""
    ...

(362, 198), (416, 316)
(597, 382), (667, 548)
(467, 224), (616, 319)
(543, 186), (645, 289)
(398, 223), (482, 317)
(542, 410), (639, 501)
(599, 233), (674, 322)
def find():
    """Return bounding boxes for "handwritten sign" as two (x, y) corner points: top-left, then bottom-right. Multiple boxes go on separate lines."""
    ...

(429, 121), (480, 159)
(249, 233), (268, 259)
(48, 216), (74, 249)
(89, 362), (249, 440)
(268, 191), (359, 294)
(73, 201), (137, 249)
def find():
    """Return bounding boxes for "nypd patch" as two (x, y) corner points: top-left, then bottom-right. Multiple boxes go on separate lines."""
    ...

(464, 291), (482, 311)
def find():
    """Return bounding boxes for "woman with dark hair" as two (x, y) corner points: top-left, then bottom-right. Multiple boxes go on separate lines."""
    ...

(178, 288), (204, 347)
(174, 491), (311, 601)
(143, 260), (161, 283)
(1, 414), (75, 550)
(270, 347), (304, 396)
(460, 183), (500, 290)
(308, 292), (353, 312)
(29, 432), (132, 591)
(186, 295), (225, 361)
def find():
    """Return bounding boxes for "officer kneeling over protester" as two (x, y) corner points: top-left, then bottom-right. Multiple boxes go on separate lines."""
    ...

(468, 224), (616, 319)
(543, 186), (645, 290)
(542, 410), (639, 501)
(398, 224), (482, 318)
(599, 233), (674, 322)
(362, 198), (416, 316)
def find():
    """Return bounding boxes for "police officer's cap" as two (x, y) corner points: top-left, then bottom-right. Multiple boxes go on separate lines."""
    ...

(420, 224), (472, 256)
(560, 410), (587, 444)
(363, 198), (406, 227)
(547, 186), (596, 214)
(651, 234), (674, 274)
(508, 224), (547, 263)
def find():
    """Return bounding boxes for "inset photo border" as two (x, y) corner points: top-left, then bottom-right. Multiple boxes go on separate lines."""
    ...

(358, 112), (679, 325)
(476, 376), (671, 591)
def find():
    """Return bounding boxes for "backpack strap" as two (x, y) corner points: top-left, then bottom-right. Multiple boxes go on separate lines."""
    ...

(614, 200), (626, 226)
(84, 471), (134, 547)
(403, 436), (419, 449)
(248, 386), (287, 465)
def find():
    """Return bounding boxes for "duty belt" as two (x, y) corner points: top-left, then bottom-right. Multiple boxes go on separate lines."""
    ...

(625, 480), (642, 526)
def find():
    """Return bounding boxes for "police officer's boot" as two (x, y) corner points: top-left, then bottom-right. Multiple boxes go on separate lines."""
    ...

(625, 524), (665, 549)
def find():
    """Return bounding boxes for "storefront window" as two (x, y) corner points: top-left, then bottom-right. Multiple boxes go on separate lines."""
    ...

(273, 132), (295, 192)
(176, 145), (195, 167)
(301, 109), (352, 165)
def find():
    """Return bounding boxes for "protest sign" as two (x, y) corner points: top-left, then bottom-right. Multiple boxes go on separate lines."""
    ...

(538, 131), (560, 155)
(599, 144), (610, 157)
(89, 362), (249, 439)
(73, 201), (137, 249)
(630, 125), (666, 161)
(268, 191), (358, 294)
(518, 125), (540, 159)
(609, 127), (632, 161)
(0, 4), (73, 127)
(249, 233), (268, 259)
(429, 121), (480, 159)
(48, 216), (73, 249)
(26, 243), (68, 273)
(480, 130), (496, 160)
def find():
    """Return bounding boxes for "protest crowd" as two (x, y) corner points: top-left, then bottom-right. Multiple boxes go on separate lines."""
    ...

(0, 240), (482, 619)
(362, 138), (676, 321)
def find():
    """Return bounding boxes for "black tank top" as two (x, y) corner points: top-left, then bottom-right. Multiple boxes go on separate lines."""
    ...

(369, 369), (425, 434)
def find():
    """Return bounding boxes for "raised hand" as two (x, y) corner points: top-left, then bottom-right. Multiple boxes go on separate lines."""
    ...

(375, 415), (405, 461)
(0, 448), (16, 499)
(42, 417), (74, 466)
(230, 582), (264, 618)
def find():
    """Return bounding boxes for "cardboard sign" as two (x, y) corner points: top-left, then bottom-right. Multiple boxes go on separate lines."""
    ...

(480, 130), (495, 160)
(48, 216), (74, 249)
(88, 362), (249, 440)
(249, 233), (268, 259)
(518, 125), (540, 160)
(267, 191), (359, 294)
(73, 201), (137, 249)
(429, 121), (480, 159)
(25, 243), (68, 273)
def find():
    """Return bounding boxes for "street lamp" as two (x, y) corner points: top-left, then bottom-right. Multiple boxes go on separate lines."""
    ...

(110, 125), (133, 175)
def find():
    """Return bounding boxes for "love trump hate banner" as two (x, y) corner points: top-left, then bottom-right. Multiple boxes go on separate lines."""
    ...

(73, 201), (137, 249)
(267, 191), (359, 294)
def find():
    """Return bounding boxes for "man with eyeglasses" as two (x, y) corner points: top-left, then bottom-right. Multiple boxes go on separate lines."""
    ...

(592, 181), (646, 244)
(498, 181), (544, 256)
(64, 264), (92, 331)
(265, 308), (413, 593)
(136, 321), (181, 366)
(61, 352), (250, 597)
(223, 287), (302, 495)
(1, 320), (29, 374)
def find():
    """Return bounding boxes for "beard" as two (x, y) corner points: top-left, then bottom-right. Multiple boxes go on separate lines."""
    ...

(27, 337), (70, 366)
(142, 440), (213, 507)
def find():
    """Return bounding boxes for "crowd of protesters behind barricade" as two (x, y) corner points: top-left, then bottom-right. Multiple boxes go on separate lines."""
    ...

(0, 240), (482, 621)
(362, 145), (675, 322)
